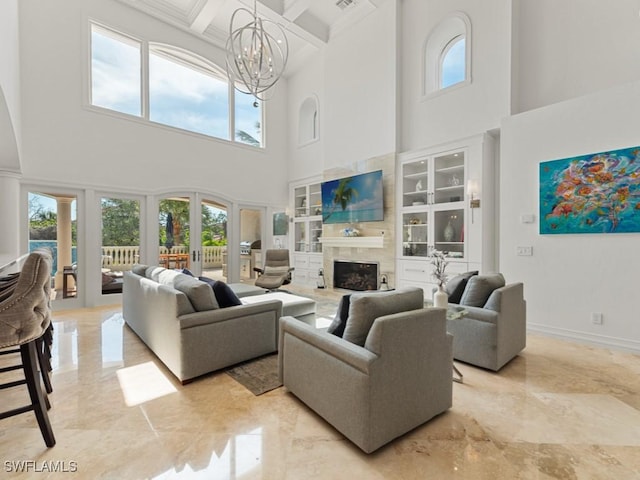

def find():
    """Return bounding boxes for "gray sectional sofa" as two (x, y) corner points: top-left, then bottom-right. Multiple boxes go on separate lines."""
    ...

(123, 265), (282, 384)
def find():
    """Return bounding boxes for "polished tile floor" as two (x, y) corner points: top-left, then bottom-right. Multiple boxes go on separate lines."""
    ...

(2, 286), (640, 479)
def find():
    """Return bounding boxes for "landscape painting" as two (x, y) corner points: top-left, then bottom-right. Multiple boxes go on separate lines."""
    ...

(540, 146), (640, 234)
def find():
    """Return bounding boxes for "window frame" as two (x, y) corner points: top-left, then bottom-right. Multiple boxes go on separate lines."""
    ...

(439, 34), (465, 90)
(87, 21), (265, 149)
(422, 12), (472, 100)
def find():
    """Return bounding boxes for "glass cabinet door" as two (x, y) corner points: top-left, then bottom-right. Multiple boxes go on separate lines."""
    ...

(402, 160), (429, 207)
(294, 186), (307, 217)
(294, 221), (306, 252)
(402, 212), (429, 257)
(308, 183), (322, 217)
(433, 208), (464, 258)
(309, 219), (323, 253)
(433, 152), (465, 204)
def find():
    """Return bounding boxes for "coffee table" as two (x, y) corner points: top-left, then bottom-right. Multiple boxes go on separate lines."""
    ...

(425, 302), (467, 384)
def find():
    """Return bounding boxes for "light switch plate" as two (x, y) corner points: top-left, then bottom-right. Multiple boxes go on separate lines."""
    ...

(516, 246), (533, 256)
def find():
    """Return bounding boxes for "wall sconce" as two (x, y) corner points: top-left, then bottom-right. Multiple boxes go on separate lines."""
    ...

(467, 180), (480, 223)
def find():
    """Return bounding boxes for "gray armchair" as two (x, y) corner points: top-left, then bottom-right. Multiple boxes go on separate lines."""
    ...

(253, 249), (294, 290)
(447, 274), (526, 371)
(278, 288), (452, 453)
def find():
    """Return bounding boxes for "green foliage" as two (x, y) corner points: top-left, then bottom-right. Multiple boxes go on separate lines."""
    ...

(102, 198), (140, 246)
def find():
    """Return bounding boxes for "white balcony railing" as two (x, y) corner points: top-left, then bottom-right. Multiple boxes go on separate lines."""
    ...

(101, 246), (227, 271)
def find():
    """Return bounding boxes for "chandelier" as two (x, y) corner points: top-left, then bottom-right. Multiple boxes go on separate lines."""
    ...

(225, 0), (289, 102)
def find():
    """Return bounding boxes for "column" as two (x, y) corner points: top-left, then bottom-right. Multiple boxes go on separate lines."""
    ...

(0, 172), (21, 265)
(55, 196), (74, 290)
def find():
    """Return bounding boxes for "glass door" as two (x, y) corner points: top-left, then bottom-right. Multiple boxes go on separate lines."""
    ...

(199, 197), (228, 281)
(158, 196), (191, 272)
(239, 208), (262, 282)
(28, 191), (79, 304)
(100, 195), (141, 296)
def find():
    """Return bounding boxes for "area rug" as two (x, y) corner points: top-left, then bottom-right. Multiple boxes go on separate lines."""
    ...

(225, 354), (282, 396)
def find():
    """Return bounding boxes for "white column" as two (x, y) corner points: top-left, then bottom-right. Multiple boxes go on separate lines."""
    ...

(55, 196), (74, 289)
(0, 172), (21, 266)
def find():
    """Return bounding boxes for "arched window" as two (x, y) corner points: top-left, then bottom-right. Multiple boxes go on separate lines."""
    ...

(423, 13), (471, 97)
(298, 95), (319, 146)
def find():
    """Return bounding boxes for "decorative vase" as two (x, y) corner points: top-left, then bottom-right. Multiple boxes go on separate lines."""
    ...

(444, 220), (455, 242)
(434, 285), (448, 308)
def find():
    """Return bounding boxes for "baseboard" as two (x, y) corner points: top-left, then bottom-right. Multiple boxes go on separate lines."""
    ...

(527, 323), (640, 354)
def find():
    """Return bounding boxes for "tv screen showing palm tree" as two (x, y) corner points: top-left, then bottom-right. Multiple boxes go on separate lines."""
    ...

(321, 170), (384, 224)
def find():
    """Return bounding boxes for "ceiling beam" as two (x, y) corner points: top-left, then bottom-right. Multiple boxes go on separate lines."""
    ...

(283, 0), (311, 21)
(190, 0), (228, 34)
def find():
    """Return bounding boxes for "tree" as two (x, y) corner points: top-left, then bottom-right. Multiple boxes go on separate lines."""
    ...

(322, 178), (359, 222)
(101, 198), (140, 246)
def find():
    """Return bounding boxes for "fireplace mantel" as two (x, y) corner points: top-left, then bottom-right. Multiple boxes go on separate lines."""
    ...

(319, 236), (384, 248)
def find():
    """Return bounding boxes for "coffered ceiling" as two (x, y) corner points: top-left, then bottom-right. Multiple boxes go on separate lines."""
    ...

(116, 0), (384, 73)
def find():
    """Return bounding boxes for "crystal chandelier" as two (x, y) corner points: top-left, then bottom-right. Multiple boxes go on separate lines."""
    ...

(225, 0), (289, 102)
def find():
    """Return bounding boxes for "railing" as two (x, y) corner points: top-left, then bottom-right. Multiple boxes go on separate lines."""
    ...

(101, 246), (227, 271)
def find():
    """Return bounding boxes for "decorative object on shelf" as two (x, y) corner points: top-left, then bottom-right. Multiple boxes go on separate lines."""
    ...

(409, 217), (421, 225)
(314, 206), (322, 216)
(415, 179), (424, 191)
(379, 274), (390, 291)
(448, 174), (461, 186)
(225, 0), (289, 102)
(341, 227), (360, 237)
(430, 250), (449, 308)
(444, 215), (456, 242)
(317, 268), (325, 289)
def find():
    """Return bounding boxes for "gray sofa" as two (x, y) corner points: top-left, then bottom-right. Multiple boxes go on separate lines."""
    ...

(447, 273), (526, 371)
(123, 265), (282, 384)
(278, 287), (453, 453)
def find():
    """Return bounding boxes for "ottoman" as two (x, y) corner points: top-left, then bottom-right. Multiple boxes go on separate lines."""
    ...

(229, 283), (268, 298)
(241, 292), (316, 321)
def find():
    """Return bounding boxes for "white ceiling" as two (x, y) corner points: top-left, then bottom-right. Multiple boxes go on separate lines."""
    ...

(116, 0), (384, 74)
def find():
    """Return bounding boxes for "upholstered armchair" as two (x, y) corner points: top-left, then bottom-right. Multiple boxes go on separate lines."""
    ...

(446, 273), (526, 371)
(278, 287), (453, 453)
(253, 249), (294, 290)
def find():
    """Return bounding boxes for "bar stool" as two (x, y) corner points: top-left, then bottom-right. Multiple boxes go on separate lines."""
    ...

(0, 249), (56, 447)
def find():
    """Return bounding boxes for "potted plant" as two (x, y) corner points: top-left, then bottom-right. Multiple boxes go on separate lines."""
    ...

(431, 250), (449, 308)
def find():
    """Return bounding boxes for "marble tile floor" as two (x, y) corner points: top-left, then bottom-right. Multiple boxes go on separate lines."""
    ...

(1, 286), (640, 479)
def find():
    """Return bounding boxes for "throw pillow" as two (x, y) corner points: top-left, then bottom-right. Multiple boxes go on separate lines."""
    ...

(326, 294), (351, 338)
(459, 273), (506, 307)
(198, 277), (242, 308)
(445, 271), (479, 304)
(131, 264), (148, 276)
(181, 268), (194, 276)
(342, 287), (425, 347)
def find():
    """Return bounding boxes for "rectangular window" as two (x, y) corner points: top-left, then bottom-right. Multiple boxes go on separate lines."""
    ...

(235, 90), (263, 147)
(149, 51), (229, 140)
(90, 25), (142, 116)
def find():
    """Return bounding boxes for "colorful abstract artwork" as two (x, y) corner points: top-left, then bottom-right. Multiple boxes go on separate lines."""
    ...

(540, 146), (640, 234)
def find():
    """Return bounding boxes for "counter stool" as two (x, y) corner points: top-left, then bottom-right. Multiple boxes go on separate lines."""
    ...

(0, 249), (56, 447)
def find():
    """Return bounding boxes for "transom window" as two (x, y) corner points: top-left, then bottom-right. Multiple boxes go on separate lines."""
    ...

(90, 23), (263, 148)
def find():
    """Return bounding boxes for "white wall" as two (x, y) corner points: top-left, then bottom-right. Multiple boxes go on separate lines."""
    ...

(514, 0), (640, 113)
(500, 80), (640, 352)
(17, 0), (288, 206)
(400, 0), (511, 152)
(0, 0), (21, 171)
(287, 0), (398, 180)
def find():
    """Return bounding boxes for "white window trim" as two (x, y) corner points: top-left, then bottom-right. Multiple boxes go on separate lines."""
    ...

(297, 94), (320, 148)
(422, 11), (472, 102)
(86, 20), (265, 149)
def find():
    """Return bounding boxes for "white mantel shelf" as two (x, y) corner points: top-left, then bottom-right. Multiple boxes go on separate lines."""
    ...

(319, 236), (385, 248)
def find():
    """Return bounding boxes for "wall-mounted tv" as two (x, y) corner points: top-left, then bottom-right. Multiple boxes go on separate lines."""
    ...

(321, 170), (384, 224)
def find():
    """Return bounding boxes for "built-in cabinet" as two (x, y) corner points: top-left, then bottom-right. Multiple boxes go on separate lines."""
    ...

(290, 179), (323, 286)
(396, 134), (496, 297)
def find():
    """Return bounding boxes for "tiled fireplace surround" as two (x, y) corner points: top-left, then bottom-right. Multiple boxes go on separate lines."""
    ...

(321, 153), (396, 291)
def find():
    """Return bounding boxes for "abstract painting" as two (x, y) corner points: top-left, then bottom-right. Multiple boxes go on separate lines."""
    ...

(540, 146), (640, 234)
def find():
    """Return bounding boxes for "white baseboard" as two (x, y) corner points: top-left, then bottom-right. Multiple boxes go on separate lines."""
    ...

(527, 323), (640, 354)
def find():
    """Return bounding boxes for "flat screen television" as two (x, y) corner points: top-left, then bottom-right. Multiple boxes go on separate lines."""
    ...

(321, 170), (384, 224)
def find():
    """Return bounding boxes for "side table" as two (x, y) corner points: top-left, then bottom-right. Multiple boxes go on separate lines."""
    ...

(425, 302), (467, 384)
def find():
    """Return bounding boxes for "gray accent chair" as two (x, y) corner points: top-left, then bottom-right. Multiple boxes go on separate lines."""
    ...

(253, 249), (294, 290)
(279, 287), (453, 453)
(447, 273), (526, 371)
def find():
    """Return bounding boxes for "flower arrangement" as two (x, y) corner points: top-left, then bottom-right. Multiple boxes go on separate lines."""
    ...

(341, 227), (360, 237)
(430, 250), (449, 288)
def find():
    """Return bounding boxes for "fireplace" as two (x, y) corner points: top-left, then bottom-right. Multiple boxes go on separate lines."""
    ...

(333, 260), (379, 291)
